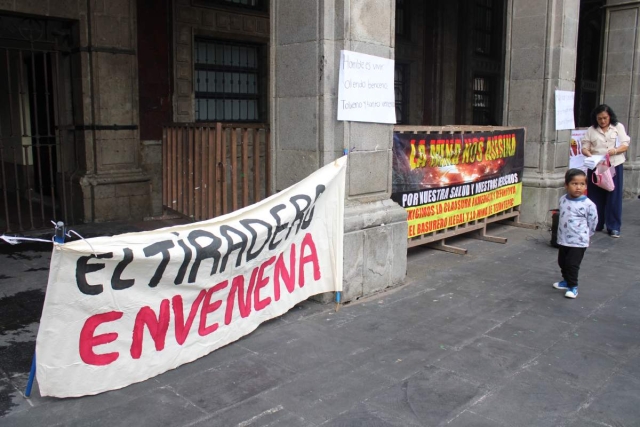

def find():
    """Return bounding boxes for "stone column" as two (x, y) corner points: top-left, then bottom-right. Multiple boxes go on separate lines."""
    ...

(601, 1), (640, 197)
(76, 0), (150, 223)
(271, 0), (407, 302)
(503, 0), (580, 223)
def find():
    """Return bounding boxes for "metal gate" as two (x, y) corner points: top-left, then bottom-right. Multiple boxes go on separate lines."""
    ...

(0, 15), (77, 233)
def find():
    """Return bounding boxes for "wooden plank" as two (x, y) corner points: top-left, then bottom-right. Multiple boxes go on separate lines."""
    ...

(265, 128), (271, 197)
(207, 127), (215, 218)
(194, 127), (202, 221)
(162, 127), (168, 209)
(171, 127), (177, 211)
(221, 127), (228, 215)
(187, 127), (195, 218)
(176, 126), (183, 213)
(426, 239), (468, 255)
(470, 226), (508, 244)
(242, 128), (249, 208)
(201, 127), (208, 220)
(253, 128), (260, 203)
(230, 128), (238, 212)
(407, 208), (525, 251)
(215, 123), (222, 217)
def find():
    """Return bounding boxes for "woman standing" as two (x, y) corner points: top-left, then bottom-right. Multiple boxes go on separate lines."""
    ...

(581, 104), (631, 238)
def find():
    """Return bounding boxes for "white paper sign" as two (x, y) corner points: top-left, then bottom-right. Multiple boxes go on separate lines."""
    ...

(337, 50), (396, 124)
(36, 157), (347, 398)
(569, 129), (587, 170)
(555, 90), (575, 130)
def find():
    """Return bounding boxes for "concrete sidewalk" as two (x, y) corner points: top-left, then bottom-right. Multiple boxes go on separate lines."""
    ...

(1, 200), (640, 426)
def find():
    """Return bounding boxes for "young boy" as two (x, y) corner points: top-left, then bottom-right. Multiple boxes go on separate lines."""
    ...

(553, 168), (598, 298)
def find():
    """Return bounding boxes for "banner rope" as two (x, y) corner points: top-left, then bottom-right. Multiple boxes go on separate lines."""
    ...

(1, 221), (94, 255)
(66, 230), (97, 255)
(0, 235), (53, 245)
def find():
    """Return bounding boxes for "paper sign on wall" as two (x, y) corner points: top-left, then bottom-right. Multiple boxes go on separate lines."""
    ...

(555, 90), (575, 130)
(337, 50), (396, 124)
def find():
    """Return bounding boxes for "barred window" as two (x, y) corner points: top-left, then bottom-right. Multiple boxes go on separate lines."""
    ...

(474, 0), (494, 56)
(194, 39), (264, 122)
(472, 76), (494, 125)
(396, 0), (409, 38)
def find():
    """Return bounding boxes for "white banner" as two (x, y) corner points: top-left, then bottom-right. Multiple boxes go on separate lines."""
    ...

(36, 157), (347, 398)
(337, 50), (396, 124)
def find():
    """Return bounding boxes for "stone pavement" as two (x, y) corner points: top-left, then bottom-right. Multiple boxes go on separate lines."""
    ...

(1, 200), (639, 427)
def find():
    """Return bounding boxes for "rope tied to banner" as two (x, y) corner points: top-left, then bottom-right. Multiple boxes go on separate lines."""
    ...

(0, 221), (94, 255)
(0, 235), (52, 245)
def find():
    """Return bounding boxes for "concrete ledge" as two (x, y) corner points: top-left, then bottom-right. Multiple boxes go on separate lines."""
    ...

(522, 170), (565, 188)
(80, 170), (151, 186)
(344, 198), (408, 233)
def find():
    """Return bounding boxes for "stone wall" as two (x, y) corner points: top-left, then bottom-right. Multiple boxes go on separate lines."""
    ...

(602, 0), (640, 198)
(0, 0), (152, 224)
(504, 0), (580, 223)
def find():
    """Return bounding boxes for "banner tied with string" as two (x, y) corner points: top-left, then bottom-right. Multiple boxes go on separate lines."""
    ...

(36, 157), (347, 397)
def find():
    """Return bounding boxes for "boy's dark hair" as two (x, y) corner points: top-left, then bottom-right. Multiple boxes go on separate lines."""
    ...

(590, 104), (619, 128)
(565, 168), (586, 185)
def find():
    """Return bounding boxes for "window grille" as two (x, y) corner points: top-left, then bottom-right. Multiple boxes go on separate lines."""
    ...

(472, 77), (494, 125)
(474, 0), (493, 56)
(395, 0), (408, 37)
(194, 39), (264, 122)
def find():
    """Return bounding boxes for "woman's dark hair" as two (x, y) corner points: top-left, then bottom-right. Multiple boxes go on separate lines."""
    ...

(590, 104), (619, 128)
(565, 168), (586, 185)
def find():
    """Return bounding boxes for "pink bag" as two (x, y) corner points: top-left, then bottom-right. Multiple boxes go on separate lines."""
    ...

(592, 154), (615, 192)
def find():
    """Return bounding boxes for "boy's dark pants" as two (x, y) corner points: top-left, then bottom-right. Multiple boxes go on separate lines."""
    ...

(557, 245), (586, 288)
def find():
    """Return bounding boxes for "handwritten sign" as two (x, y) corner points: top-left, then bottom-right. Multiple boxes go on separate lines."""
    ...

(337, 50), (396, 124)
(555, 90), (575, 130)
(36, 157), (347, 398)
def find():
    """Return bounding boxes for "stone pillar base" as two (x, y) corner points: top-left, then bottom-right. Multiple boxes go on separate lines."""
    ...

(140, 140), (164, 217)
(623, 161), (640, 198)
(313, 199), (408, 304)
(78, 170), (151, 223)
(521, 171), (565, 226)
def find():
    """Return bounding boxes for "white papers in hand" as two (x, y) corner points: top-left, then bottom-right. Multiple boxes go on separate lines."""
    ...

(583, 155), (604, 170)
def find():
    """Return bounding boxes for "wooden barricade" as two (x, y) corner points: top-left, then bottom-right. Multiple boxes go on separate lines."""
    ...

(162, 122), (271, 221)
(394, 125), (536, 255)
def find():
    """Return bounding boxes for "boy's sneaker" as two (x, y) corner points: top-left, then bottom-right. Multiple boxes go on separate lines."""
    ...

(565, 287), (578, 299)
(553, 280), (569, 290)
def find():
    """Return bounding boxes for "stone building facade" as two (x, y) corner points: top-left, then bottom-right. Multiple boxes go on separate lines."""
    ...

(0, 0), (638, 301)
(393, 0), (640, 223)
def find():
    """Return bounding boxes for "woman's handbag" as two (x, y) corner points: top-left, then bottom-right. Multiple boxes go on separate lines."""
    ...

(592, 154), (615, 192)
